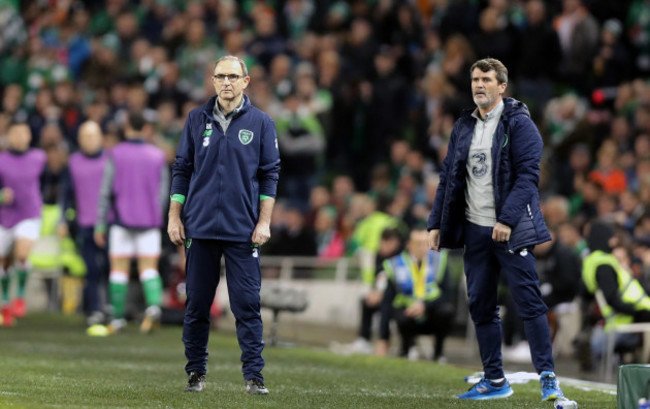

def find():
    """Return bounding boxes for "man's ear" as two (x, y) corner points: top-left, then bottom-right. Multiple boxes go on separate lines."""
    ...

(241, 77), (251, 90)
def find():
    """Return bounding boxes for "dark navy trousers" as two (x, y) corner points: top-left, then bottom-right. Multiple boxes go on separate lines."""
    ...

(182, 239), (265, 381)
(463, 221), (554, 379)
(78, 226), (108, 314)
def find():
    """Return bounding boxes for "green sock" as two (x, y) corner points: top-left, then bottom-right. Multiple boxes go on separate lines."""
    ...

(109, 272), (128, 319)
(0, 272), (9, 303)
(15, 268), (28, 298)
(141, 272), (162, 307)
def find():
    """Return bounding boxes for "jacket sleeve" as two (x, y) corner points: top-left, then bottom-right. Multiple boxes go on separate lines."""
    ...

(170, 113), (195, 197)
(96, 158), (115, 229)
(427, 123), (458, 230)
(497, 116), (542, 228)
(258, 116), (281, 198)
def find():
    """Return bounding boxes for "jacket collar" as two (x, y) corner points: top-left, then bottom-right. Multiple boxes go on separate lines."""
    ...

(202, 94), (251, 120)
(461, 97), (530, 121)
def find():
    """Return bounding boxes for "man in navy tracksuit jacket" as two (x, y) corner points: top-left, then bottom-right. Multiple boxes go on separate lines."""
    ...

(168, 56), (280, 395)
(428, 59), (571, 403)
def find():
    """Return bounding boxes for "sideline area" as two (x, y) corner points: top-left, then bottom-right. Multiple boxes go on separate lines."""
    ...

(0, 313), (616, 409)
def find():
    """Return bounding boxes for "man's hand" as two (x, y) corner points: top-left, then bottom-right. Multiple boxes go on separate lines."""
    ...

(56, 223), (69, 239)
(251, 222), (270, 246)
(168, 200), (186, 246)
(94, 231), (106, 248)
(0, 187), (14, 205)
(492, 222), (511, 242)
(428, 229), (440, 251)
(365, 289), (383, 307)
(168, 217), (186, 246)
(405, 301), (425, 318)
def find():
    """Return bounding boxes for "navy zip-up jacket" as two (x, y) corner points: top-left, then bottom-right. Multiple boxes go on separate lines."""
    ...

(427, 97), (551, 252)
(171, 95), (281, 242)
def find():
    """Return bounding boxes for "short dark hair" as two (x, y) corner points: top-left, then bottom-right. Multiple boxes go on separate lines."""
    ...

(214, 55), (249, 77)
(470, 58), (508, 84)
(127, 111), (147, 132)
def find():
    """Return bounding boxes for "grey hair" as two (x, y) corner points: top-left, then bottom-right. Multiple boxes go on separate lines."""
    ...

(214, 55), (249, 77)
(470, 58), (508, 84)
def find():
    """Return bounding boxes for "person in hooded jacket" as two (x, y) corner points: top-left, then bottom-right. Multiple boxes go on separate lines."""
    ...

(582, 220), (650, 327)
(427, 58), (570, 403)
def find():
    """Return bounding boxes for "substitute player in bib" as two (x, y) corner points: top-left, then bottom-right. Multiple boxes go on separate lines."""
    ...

(0, 123), (46, 326)
(65, 121), (110, 328)
(95, 112), (169, 334)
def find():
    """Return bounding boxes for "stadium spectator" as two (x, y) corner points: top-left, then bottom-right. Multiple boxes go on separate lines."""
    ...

(351, 193), (402, 289)
(376, 227), (453, 361)
(589, 139), (628, 194)
(275, 91), (325, 211)
(517, 0), (562, 120)
(582, 220), (650, 367)
(536, 230), (582, 337)
(334, 227), (404, 356)
(314, 206), (346, 260)
(554, 0), (600, 93)
(266, 204), (317, 258)
(168, 56), (280, 395)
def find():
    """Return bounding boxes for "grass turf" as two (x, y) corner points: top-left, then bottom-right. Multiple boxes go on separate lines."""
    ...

(0, 313), (615, 408)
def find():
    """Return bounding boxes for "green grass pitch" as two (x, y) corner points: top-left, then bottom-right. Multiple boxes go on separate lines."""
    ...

(0, 313), (616, 408)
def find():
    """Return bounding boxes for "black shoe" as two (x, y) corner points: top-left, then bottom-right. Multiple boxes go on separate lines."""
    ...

(245, 378), (269, 395)
(184, 372), (205, 392)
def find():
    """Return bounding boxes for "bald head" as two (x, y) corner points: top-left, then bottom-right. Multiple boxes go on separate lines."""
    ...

(8, 124), (31, 151)
(78, 121), (103, 155)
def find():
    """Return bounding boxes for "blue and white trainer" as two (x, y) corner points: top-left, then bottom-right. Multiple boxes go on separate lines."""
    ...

(540, 371), (564, 401)
(457, 377), (514, 400)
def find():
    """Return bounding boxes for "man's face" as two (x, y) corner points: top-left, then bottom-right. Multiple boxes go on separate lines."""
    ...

(407, 230), (429, 260)
(8, 125), (31, 151)
(212, 59), (250, 102)
(471, 68), (506, 110)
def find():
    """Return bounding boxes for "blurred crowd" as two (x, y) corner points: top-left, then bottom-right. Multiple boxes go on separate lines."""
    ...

(2, 0), (650, 366)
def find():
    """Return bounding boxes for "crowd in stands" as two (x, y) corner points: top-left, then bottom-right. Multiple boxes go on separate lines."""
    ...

(3, 0), (650, 368)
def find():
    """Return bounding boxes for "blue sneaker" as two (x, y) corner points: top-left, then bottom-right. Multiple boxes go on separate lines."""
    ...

(540, 371), (564, 401)
(457, 377), (514, 400)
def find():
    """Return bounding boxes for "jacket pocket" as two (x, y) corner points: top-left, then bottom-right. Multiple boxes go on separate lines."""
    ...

(507, 206), (536, 253)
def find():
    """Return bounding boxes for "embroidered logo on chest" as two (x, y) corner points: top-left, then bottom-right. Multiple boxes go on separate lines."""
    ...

(238, 129), (254, 145)
(202, 123), (212, 147)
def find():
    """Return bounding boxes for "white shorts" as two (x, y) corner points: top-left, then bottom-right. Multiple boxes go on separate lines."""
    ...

(0, 218), (42, 257)
(109, 225), (161, 258)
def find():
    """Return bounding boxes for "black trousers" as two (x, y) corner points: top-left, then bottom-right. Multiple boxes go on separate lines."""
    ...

(395, 298), (454, 360)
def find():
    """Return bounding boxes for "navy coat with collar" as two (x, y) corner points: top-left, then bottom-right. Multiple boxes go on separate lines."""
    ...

(171, 94), (281, 242)
(427, 97), (551, 252)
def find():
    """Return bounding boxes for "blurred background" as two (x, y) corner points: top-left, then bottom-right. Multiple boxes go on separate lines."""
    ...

(2, 0), (650, 381)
